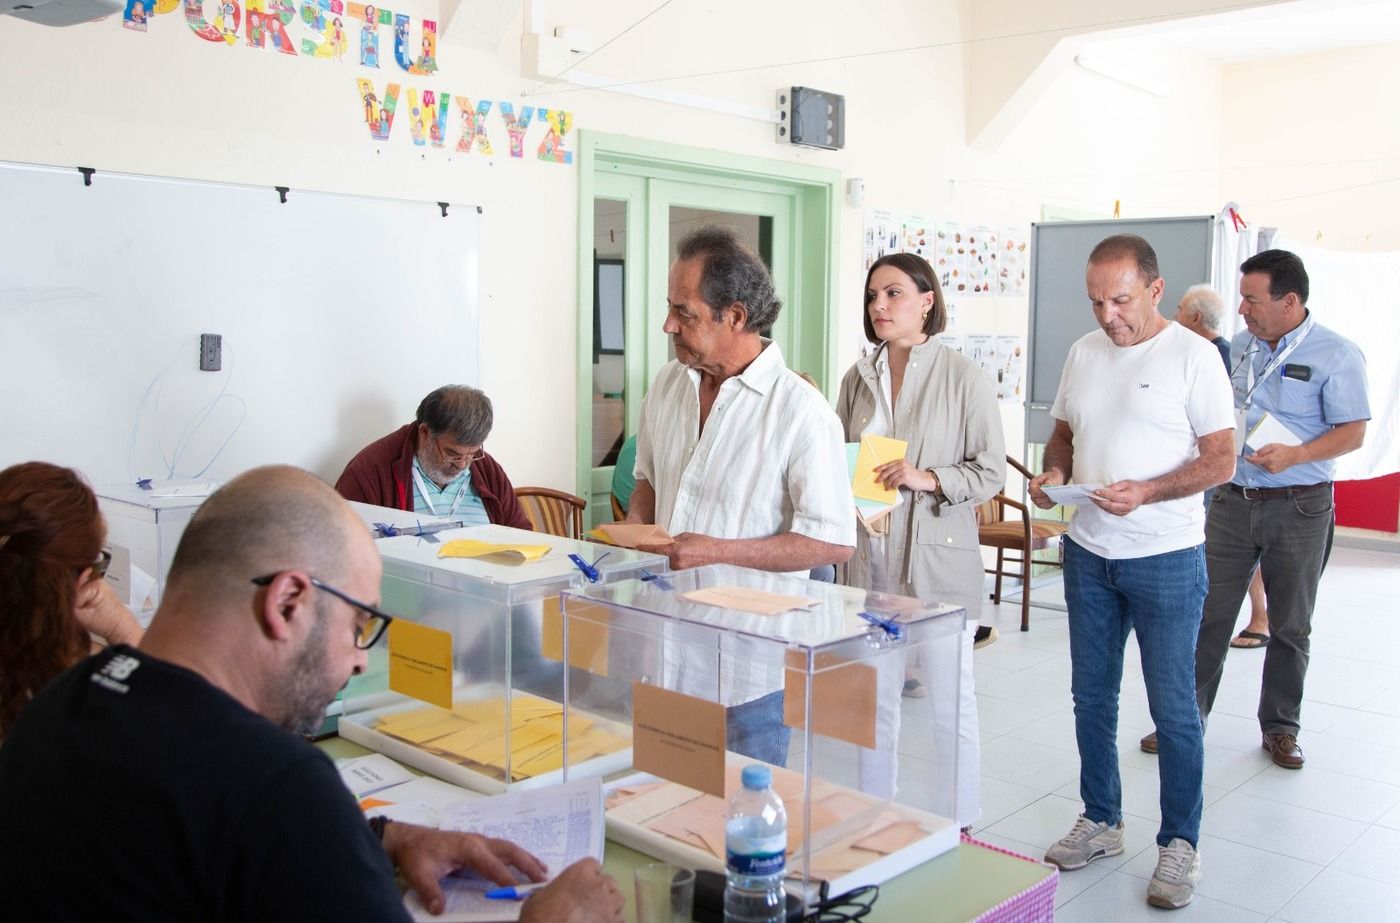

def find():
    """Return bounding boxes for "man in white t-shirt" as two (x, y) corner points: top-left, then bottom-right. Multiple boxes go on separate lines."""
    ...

(1029, 235), (1235, 911)
(627, 226), (855, 763)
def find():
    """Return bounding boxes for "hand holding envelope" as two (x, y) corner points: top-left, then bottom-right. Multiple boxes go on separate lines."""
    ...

(852, 434), (909, 504)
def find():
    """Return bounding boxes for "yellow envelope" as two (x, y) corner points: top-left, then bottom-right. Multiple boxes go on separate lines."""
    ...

(852, 434), (907, 504)
(437, 539), (552, 563)
(585, 523), (674, 548)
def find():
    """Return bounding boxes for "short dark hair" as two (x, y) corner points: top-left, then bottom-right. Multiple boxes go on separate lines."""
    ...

(1088, 234), (1160, 283)
(1240, 249), (1309, 305)
(862, 252), (947, 343)
(675, 226), (781, 332)
(415, 385), (493, 446)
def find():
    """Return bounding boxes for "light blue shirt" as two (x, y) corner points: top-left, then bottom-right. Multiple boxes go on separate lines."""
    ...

(1230, 312), (1370, 488)
(411, 457), (490, 525)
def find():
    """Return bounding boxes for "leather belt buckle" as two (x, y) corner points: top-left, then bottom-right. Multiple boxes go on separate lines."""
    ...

(1240, 485), (1261, 501)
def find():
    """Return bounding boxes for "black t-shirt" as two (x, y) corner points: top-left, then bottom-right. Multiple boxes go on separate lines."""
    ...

(0, 646), (411, 922)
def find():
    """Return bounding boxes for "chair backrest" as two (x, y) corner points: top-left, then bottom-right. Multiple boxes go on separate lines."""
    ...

(610, 493), (625, 522)
(514, 486), (587, 539)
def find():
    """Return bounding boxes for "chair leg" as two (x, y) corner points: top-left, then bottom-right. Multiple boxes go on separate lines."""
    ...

(1021, 562), (1031, 632)
(992, 548), (1005, 603)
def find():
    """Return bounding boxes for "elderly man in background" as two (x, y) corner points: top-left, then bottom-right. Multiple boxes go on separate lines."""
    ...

(0, 466), (622, 922)
(336, 384), (530, 530)
(1173, 283), (1231, 369)
(1030, 235), (1236, 910)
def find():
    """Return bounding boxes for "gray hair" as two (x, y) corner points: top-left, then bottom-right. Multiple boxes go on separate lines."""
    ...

(675, 226), (782, 332)
(415, 385), (493, 446)
(1181, 284), (1226, 332)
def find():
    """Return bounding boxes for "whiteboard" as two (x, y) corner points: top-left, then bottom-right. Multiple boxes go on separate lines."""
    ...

(0, 162), (479, 486)
(1025, 216), (1213, 443)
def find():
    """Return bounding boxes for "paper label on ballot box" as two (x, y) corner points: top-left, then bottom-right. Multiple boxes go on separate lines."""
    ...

(632, 682), (727, 798)
(541, 597), (610, 676)
(782, 651), (878, 749)
(388, 620), (454, 710)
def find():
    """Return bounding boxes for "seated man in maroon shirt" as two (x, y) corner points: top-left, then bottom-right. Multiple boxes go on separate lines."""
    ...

(336, 385), (531, 530)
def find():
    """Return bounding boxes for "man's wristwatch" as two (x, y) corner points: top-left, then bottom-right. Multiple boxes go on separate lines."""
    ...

(368, 815), (393, 841)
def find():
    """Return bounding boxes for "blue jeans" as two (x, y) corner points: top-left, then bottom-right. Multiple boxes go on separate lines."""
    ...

(727, 690), (790, 766)
(1064, 538), (1207, 848)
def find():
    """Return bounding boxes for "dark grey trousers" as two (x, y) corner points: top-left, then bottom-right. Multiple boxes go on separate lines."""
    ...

(1195, 485), (1335, 736)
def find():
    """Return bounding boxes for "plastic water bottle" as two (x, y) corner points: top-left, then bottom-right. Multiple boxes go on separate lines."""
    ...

(724, 764), (787, 923)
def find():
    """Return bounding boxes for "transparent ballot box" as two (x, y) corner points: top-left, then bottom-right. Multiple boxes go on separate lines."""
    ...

(558, 564), (966, 897)
(338, 523), (669, 794)
(96, 484), (211, 619)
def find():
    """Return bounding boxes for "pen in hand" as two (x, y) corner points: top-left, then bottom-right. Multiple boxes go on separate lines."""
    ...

(484, 881), (549, 900)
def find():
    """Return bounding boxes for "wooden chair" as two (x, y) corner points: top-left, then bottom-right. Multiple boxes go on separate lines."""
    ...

(977, 456), (1070, 632)
(610, 494), (625, 521)
(514, 487), (587, 539)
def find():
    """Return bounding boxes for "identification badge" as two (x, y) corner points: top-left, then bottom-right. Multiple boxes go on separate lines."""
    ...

(1233, 408), (1249, 455)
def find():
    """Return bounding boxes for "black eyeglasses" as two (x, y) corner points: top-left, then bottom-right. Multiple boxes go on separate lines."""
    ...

(250, 574), (395, 649)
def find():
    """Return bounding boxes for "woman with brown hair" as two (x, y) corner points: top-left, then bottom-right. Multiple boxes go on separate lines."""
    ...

(836, 252), (1006, 829)
(0, 462), (143, 736)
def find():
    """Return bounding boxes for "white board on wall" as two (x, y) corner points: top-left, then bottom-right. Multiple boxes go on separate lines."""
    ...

(0, 161), (479, 486)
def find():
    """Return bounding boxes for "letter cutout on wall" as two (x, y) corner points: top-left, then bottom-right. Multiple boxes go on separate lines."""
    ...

(454, 98), (494, 155)
(351, 1), (382, 67)
(299, 0), (346, 57)
(497, 102), (534, 159)
(123, 0), (150, 30)
(392, 14), (437, 75)
(537, 109), (575, 165)
(185, 0), (239, 43)
(357, 78), (399, 141)
(244, 0), (297, 54)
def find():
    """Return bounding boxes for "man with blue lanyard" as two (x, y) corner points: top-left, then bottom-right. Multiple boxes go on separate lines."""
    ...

(335, 385), (531, 531)
(1194, 250), (1370, 770)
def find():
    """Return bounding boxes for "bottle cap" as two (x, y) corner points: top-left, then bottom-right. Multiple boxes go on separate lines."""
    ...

(740, 764), (771, 790)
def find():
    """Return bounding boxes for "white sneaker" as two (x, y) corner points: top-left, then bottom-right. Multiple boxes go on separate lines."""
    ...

(1146, 837), (1201, 910)
(1044, 815), (1125, 870)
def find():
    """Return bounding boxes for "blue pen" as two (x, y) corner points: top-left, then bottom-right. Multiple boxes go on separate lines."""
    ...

(484, 881), (549, 900)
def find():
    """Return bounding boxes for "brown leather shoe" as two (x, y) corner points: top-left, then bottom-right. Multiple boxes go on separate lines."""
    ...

(1263, 733), (1305, 769)
(1140, 731), (1158, 754)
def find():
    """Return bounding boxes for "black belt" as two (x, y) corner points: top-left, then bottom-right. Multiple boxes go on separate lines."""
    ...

(1226, 482), (1331, 502)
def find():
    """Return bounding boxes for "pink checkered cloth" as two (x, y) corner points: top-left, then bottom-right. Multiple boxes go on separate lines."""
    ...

(963, 833), (1059, 923)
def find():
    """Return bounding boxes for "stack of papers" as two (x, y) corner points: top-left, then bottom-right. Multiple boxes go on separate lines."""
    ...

(1040, 484), (1104, 507)
(405, 776), (605, 921)
(370, 692), (630, 782)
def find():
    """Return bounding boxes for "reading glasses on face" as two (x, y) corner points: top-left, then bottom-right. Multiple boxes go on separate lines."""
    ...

(250, 574), (395, 649)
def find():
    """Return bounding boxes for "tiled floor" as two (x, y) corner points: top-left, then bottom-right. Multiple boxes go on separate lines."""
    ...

(966, 545), (1400, 921)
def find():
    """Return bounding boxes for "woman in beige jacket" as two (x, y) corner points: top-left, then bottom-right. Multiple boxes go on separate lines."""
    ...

(836, 252), (1005, 828)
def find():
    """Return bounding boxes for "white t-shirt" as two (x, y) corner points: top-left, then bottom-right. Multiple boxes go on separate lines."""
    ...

(635, 340), (856, 577)
(1051, 323), (1235, 560)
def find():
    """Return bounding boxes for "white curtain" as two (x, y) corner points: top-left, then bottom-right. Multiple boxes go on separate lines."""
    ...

(1271, 234), (1399, 481)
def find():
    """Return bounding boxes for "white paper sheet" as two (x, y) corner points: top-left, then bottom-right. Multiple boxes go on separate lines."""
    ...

(1246, 412), (1304, 452)
(404, 777), (605, 922)
(337, 753), (418, 798)
(1040, 484), (1105, 506)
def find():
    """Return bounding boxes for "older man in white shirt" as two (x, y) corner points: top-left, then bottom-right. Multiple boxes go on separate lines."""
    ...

(627, 226), (855, 762)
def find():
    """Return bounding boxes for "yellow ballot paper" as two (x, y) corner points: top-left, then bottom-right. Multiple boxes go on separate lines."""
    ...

(437, 538), (552, 564)
(387, 620), (454, 710)
(852, 434), (907, 504)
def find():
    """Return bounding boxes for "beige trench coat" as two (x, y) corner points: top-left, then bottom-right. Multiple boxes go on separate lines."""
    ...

(835, 339), (1006, 617)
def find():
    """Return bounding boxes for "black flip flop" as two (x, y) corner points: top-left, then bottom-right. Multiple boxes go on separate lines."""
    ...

(1230, 630), (1270, 649)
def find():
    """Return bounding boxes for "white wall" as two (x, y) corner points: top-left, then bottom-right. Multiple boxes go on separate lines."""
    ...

(0, 1), (1239, 491)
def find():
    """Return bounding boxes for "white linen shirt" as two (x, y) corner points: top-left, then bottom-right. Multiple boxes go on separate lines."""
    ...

(635, 341), (856, 575)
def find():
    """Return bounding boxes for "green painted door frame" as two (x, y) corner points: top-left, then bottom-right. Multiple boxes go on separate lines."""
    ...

(575, 131), (842, 519)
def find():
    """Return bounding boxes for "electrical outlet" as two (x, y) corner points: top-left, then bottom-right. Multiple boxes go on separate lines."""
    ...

(199, 333), (222, 371)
